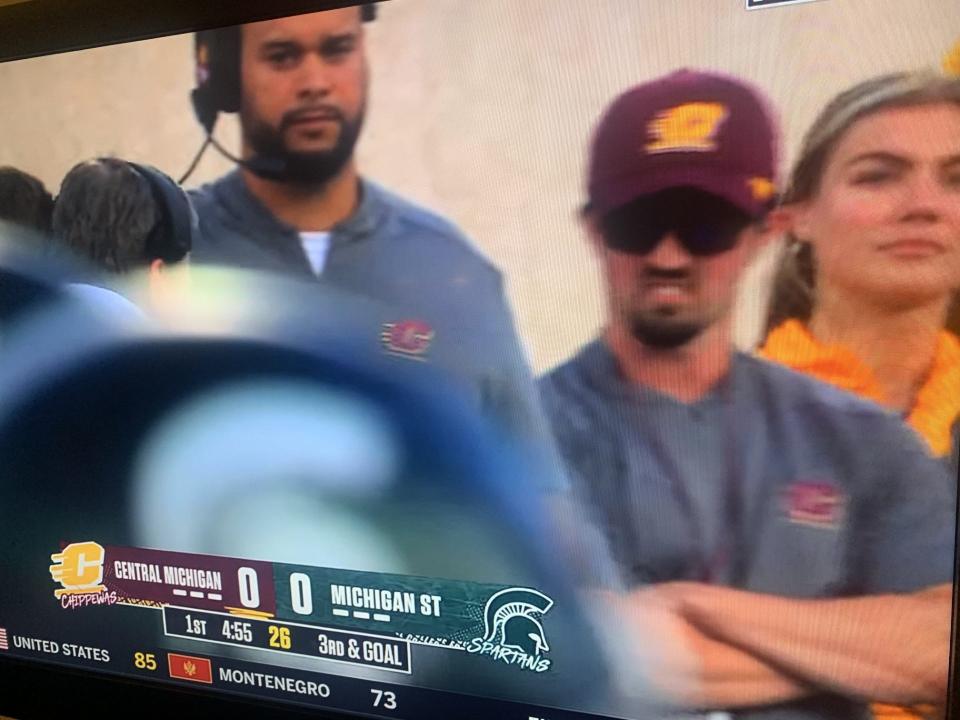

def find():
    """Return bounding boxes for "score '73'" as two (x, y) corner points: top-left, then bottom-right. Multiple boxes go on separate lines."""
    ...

(371, 689), (397, 710)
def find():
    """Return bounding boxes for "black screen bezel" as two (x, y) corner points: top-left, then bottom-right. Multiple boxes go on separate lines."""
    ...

(0, 0), (955, 718)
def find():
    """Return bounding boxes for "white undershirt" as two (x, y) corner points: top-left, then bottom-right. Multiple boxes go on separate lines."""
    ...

(299, 231), (332, 276)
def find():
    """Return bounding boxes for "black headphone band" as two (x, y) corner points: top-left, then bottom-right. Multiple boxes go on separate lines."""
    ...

(125, 162), (194, 265)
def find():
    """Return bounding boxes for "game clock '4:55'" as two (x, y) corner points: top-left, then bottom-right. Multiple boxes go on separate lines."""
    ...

(222, 620), (252, 643)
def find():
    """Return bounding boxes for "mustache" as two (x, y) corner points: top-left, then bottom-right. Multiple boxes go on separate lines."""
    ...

(641, 267), (692, 282)
(279, 105), (346, 131)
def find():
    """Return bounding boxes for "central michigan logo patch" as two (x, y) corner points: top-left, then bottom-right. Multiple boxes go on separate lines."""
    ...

(381, 320), (434, 359)
(465, 587), (554, 673)
(785, 481), (845, 527)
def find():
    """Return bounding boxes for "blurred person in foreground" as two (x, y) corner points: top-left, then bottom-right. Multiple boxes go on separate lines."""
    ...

(0, 166), (54, 235)
(760, 72), (960, 720)
(187, 7), (562, 484)
(538, 69), (955, 720)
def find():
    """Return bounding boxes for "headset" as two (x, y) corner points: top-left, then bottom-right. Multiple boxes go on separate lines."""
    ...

(125, 162), (196, 265)
(183, 2), (378, 183)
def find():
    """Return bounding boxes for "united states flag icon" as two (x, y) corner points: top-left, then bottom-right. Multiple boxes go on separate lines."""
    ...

(0, 627), (9, 650)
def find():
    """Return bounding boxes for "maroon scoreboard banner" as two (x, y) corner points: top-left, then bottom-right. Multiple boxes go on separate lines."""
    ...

(51, 541), (277, 615)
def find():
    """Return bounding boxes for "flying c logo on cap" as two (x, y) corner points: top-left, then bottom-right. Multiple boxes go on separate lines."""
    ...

(646, 102), (729, 154)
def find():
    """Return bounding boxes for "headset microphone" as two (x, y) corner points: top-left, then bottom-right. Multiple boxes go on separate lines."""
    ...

(207, 131), (291, 183)
(180, 98), (291, 184)
(230, 152), (290, 182)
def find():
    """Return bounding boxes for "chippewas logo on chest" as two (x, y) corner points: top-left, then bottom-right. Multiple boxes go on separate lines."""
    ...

(381, 320), (435, 360)
(783, 481), (846, 528)
(646, 102), (729, 153)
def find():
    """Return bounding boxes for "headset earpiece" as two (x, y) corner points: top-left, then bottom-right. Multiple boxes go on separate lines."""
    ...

(192, 27), (241, 134)
(126, 163), (195, 265)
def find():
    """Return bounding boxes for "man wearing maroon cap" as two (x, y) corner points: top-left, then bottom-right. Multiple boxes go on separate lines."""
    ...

(539, 70), (953, 719)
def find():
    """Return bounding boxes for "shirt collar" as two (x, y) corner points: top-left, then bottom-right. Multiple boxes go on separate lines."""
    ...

(578, 337), (740, 410)
(213, 169), (389, 242)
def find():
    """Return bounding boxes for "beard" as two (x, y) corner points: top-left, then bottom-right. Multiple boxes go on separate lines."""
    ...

(625, 295), (721, 349)
(623, 267), (728, 349)
(629, 310), (707, 349)
(241, 101), (365, 186)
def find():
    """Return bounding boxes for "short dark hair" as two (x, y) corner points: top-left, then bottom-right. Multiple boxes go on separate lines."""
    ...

(52, 158), (160, 274)
(0, 167), (54, 234)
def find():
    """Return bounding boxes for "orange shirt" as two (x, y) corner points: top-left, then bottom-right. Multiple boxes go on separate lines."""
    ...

(761, 320), (959, 720)
(760, 319), (960, 459)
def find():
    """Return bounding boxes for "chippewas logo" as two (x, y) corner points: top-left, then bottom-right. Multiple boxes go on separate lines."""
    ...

(50, 541), (107, 598)
(646, 102), (729, 153)
(381, 320), (434, 359)
(784, 482), (845, 528)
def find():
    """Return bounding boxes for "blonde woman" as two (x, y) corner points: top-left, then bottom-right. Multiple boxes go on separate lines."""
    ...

(761, 72), (960, 720)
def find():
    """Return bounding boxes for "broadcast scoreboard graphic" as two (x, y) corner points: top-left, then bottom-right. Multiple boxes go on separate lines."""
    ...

(42, 541), (556, 677)
(0, 540), (591, 718)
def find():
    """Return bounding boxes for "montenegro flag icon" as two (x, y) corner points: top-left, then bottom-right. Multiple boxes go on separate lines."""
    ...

(168, 653), (213, 684)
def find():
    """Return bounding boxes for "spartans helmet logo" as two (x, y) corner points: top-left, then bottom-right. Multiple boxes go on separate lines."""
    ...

(481, 587), (553, 656)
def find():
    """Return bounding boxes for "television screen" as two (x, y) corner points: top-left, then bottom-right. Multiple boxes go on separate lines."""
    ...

(0, 1), (957, 719)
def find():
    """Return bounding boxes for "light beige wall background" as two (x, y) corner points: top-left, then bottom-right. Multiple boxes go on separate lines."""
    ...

(0, 0), (957, 371)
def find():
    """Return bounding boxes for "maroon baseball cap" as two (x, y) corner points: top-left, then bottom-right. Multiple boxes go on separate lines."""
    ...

(587, 69), (779, 218)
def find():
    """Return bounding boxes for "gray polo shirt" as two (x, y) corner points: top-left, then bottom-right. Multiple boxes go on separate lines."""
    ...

(539, 339), (956, 720)
(187, 171), (567, 482)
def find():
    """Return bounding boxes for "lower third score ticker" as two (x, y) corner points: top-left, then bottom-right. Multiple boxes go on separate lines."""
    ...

(162, 606), (411, 673)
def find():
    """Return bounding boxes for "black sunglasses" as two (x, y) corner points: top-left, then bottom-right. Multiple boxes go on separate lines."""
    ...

(599, 187), (755, 257)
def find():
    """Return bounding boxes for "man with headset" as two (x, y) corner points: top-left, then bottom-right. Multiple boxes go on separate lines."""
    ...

(185, 4), (566, 489)
(50, 157), (194, 319)
(539, 70), (955, 719)
(53, 158), (193, 276)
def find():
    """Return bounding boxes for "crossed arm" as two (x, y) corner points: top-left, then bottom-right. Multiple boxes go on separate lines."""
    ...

(626, 582), (953, 710)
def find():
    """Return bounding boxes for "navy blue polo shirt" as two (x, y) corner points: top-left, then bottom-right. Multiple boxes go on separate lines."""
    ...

(539, 339), (956, 720)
